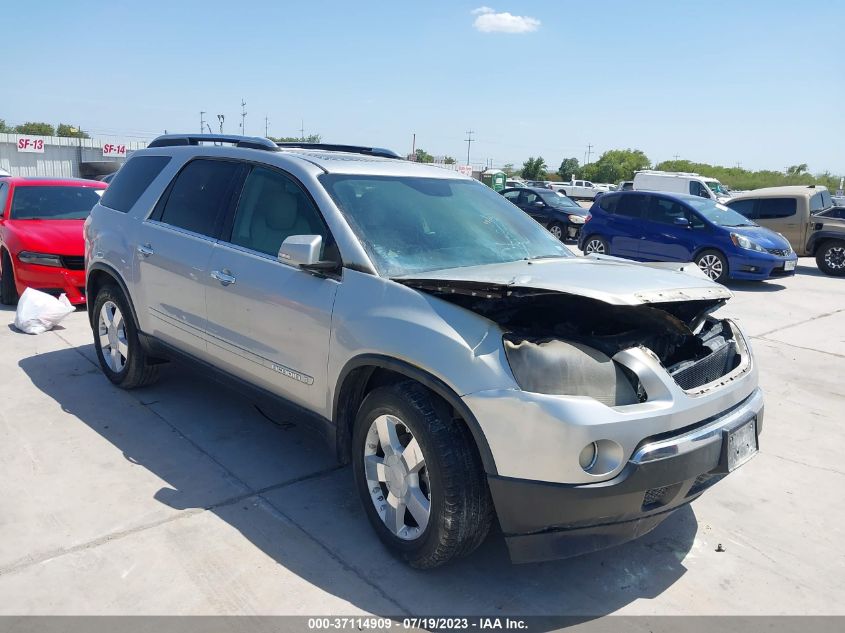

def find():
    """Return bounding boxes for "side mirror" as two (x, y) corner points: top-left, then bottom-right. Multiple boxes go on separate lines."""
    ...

(673, 217), (691, 228)
(533, 200), (546, 207)
(278, 235), (337, 272)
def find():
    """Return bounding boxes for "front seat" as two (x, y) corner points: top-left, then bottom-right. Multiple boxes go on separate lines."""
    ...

(249, 181), (316, 257)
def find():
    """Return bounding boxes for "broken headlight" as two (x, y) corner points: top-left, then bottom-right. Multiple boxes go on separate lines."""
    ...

(503, 336), (640, 406)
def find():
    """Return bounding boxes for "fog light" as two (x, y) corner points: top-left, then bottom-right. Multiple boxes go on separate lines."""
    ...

(579, 442), (598, 470)
(579, 439), (624, 476)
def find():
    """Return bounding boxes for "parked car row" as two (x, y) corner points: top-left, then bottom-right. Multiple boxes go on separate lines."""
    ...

(501, 187), (589, 240)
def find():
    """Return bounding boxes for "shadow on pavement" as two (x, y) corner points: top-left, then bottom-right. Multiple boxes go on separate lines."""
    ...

(19, 345), (698, 622)
(725, 280), (786, 292)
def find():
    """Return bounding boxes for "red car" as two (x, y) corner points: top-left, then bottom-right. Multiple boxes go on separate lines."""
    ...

(0, 177), (107, 305)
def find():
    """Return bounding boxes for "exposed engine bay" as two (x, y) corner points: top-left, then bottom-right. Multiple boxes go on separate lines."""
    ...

(397, 279), (743, 400)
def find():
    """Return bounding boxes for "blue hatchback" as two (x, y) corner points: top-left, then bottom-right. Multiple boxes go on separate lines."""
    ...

(578, 191), (798, 283)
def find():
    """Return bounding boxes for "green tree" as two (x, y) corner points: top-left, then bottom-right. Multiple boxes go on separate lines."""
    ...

(582, 149), (650, 183)
(557, 157), (580, 181)
(56, 123), (90, 139)
(443, 156), (456, 165)
(653, 157), (841, 192)
(521, 156), (547, 180)
(502, 163), (515, 176)
(271, 134), (322, 143)
(414, 148), (434, 163)
(14, 122), (55, 136)
(0, 119), (13, 133)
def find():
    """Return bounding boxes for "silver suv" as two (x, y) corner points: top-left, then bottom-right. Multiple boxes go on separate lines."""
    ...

(85, 134), (763, 568)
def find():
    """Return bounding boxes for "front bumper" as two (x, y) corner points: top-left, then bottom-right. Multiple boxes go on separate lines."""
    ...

(727, 251), (798, 280)
(491, 388), (764, 563)
(13, 261), (86, 304)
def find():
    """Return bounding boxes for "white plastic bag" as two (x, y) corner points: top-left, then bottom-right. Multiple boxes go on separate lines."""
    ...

(14, 287), (75, 334)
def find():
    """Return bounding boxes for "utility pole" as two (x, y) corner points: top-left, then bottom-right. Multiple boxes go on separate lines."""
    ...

(586, 144), (593, 164)
(217, 114), (225, 134)
(673, 154), (680, 161)
(299, 119), (305, 141)
(200, 111), (206, 134)
(411, 133), (416, 157)
(465, 130), (474, 166)
(264, 115), (269, 137)
(240, 99), (247, 135)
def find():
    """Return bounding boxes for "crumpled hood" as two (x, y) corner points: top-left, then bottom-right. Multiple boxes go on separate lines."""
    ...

(393, 255), (731, 306)
(7, 219), (85, 255)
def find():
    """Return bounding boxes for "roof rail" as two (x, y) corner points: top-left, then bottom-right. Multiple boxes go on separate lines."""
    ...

(148, 134), (279, 151)
(276, 142), (401, 159)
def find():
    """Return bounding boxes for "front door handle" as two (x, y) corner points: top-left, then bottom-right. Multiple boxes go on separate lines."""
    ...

(137, 244), (154, 257)
(211, 269), (236, 286)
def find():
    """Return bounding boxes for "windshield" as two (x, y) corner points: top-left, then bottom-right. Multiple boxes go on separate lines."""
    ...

(705, 181), (730, 196)
(321, 175), (573, 276)
(11, 186), (103, 220)
(542, 192), (582, 209)
(687, 198), (757, 227)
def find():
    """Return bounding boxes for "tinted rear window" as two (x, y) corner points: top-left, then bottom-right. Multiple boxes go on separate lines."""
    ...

(615, 194), (648, 218)
(100, 155), (171, 213)
(756, 198), (797, 219)
(157, 159), (243, 237)
(598, 193), (619, 212)
(727, 199), (757, 218)
(11, 186), (103, 220)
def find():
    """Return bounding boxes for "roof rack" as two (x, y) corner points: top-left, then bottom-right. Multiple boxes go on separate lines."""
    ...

(276, 142), (401, 159)
(148, 134), (279, 151)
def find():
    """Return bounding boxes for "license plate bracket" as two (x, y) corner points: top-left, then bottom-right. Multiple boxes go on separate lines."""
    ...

(726, 418), (758, 471)
(784, 260), (796, 271)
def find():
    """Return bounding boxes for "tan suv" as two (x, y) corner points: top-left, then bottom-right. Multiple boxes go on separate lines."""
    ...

(727, 186), (845, 276)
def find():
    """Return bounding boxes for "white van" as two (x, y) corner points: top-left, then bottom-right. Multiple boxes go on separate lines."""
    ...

(633, 170), (732, 203)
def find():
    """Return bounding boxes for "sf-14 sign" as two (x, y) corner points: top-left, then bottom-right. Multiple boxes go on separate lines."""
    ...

(102, 144), (127, 158)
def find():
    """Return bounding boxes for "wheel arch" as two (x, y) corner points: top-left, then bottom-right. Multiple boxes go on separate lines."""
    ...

(333, 354), (498, 475)
(86, 263), (140, 329)
(807, 231), (845, 256)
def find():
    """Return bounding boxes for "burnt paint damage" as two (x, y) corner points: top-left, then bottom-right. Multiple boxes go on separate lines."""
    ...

(395, 278), (739, 394)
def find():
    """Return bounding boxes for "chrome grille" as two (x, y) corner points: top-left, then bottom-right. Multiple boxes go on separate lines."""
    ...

(766, 247), (791, 256)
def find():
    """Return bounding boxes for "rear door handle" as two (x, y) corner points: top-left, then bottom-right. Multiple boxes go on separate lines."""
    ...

(137, 244), (154, 257)
(211, 269), (236, 286)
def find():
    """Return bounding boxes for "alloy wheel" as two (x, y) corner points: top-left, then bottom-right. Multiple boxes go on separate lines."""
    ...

(824, 246), (845, 270)
(363, 414), (431, 540)
(697, 254), (724, 280)
(584, 239), (606, 254)
(549, 225), (563, 240)
(98, 300), (128, 373)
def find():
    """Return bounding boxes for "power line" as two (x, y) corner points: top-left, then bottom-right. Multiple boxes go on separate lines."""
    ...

(465, 130), (474, 166)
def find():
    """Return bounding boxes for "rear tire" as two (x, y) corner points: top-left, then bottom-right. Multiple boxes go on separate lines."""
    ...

(695, 249), (729, 283)
(92, 285), (159, 388)
(815, 240), (845, 276)
(352, 381), (493, 569)
(0, 250), (19, 305)
(583, 236), (609, 255)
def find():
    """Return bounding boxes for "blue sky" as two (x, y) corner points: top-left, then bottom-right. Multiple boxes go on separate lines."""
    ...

(3, 0), (843, 173)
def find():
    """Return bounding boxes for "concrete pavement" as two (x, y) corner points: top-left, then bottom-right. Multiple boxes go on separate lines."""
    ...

(0, 258), (843, 616)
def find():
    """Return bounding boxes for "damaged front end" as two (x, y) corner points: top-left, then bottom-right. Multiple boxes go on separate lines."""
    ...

(395, 277), (745, 401)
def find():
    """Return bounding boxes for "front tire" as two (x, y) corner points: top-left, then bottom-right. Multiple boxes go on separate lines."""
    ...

(0, 250), (19, 305)
(816, 240), (845, 276)
(352, 381), (493, 568)
(695, 249), (729, 283)
(548, 222), (565, 241)
(92, 285), (159, 388)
